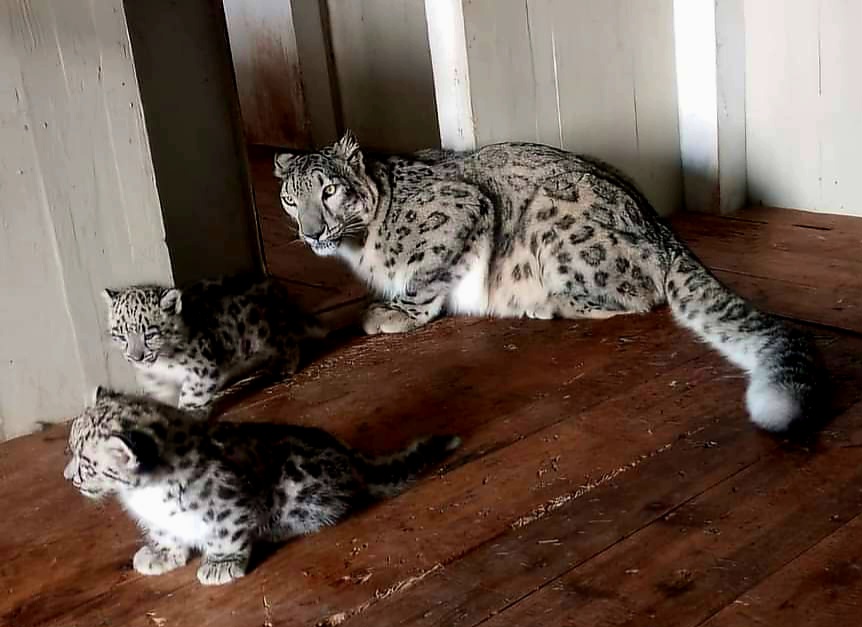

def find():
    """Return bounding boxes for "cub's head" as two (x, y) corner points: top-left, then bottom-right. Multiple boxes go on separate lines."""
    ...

(102, 286), (183, 363)
(273, 131), (377, 257)
(63, 387), (163, 499)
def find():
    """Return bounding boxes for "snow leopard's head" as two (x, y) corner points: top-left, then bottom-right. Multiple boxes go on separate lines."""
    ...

(63, 387), (165, 499)
(102, 285), (183, 363)
(273, 131), (377, 257)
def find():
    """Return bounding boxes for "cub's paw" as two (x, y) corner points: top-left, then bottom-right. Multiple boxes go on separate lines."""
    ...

(133, 544), (190, 575)
(362, 305), (422, 335)
(197, 556), (247, 585)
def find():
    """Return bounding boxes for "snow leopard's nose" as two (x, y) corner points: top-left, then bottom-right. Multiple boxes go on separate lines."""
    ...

(125, 334), (146, 362)
(299, 213), (326, 241)
(303, 227), (325, 241)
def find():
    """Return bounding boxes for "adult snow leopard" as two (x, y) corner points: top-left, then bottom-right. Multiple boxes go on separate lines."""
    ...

(273, 132), (821, 432)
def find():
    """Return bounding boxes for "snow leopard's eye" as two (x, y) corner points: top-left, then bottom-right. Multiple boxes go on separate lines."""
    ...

(111, 333), (126, 344)
(321, 184), (337, 199)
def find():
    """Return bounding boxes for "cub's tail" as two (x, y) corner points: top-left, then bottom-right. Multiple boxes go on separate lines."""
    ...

(356, 435), (461, 499)
(264, 277), (329, 339)
(664, 248), (822, 432)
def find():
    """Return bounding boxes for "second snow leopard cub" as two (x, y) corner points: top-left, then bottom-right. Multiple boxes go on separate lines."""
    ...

(274, 132), (821, 433)
(104, 274), (323, 413)
(64, 387), (460, 585)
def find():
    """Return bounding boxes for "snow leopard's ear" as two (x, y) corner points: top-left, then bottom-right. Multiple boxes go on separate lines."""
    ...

(332, 130), (364, 173)
(102, 288), (120, 308)
(159, 288), (182, 315)
(91, 385), (112, 404)
(107, 429), (160, 471)
(274, 152), (299, 179)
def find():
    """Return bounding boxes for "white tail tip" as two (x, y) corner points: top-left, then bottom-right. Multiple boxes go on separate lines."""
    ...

(746, 376), (803, 432)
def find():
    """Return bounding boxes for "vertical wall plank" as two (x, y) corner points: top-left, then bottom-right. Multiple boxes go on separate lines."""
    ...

(424, 0), (475, 151)
(291, 0), (340, 147)
(817, 0), (862, 215)
(1, 0), (262, 439)
(124, 0), (262, 284)
(673, 0), (746, 214)
(546, 0), (641, 172)
(744, 0), (821, 211)
(627, 0), (687, 213)
(460, 0), (543, 145)
(745, 0), (862, 215)
(222, 0), (309, 147)
(222, 0), (338, 148)
(0, 36), (90, 439)
(0, 0), (171, 438)
(327, 0), (440, 152)
(434, 0), (682, 215)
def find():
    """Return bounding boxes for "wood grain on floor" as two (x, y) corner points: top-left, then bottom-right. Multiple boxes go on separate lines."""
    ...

(2, 149), (861, 627)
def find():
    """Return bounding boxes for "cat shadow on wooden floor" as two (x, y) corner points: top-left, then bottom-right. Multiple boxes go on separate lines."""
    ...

(207, 323), (367, 418)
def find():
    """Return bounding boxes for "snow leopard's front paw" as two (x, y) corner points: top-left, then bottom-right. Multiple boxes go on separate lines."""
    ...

(133, 544), (190, 575)
(197, 556), (248, 585)
(362, 304), (423, 335)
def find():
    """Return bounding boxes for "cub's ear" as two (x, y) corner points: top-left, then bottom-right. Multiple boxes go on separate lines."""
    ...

(102, 288), (120, 307)
(331, 130), (364, 173)
(107, 429), (160, 471)
(91, 385), (113, 404)
(274, 152), (299, 179)
(159, 288), (182, 314)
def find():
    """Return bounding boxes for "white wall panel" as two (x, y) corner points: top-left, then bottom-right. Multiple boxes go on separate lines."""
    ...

(0, 0), (170, 439)
(328, 0), (440, 152)
(745, 0), (862, 215)
(433, 0), (682, 215)
(1, 0), (260, 439)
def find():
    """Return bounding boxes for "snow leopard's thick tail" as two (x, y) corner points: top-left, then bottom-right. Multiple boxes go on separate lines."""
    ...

(664, 248), (822, 432)
(357, 435), (461, 499)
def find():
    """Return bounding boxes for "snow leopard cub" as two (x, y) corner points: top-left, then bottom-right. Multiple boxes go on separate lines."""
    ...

(103, 274), (324, 414)
(64, 387), (461, 585)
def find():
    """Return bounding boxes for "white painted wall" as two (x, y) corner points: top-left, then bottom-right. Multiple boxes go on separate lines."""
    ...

(223, 0), (311, 147)
(428, 0), (683, 215)
(745, 0), (862, 216)
(223, 0), (338, 148)
(1, 0), (260, 440)
(0, 0), (171, 439)
(673, 0), (746, 215)
(222, 0), (438, 151)
(425, 0), (475, 152)
(327, 0), (441, 152)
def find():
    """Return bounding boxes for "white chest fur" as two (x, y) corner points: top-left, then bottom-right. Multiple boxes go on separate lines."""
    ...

(447, 241), (491, 315)
(121, 486), (209, 545)
(339, 241), (410, 301)
(136, 359), (187, 384)
(342, 235), (491, 316)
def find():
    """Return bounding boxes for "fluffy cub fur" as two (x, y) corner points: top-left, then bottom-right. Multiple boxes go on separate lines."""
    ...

(103, 274), (323, 414)
(64, 388), (460, 585)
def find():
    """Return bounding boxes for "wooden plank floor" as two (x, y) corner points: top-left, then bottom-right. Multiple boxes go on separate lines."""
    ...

(3, 148), (862, 627)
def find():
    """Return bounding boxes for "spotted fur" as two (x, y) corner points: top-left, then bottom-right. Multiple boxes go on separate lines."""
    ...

(103, 274), (324, 414)
(274, 133), (823, 432)
(64, 388), (460, 585)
